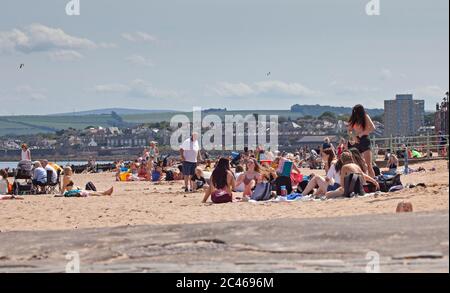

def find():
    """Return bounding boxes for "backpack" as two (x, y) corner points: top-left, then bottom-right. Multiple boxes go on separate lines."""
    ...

(377, 174), (402, 193)
(373, 165), (381, 177)
(250, 182), (272, 201)
(343, 173), (365, 197)
(85, 181), (97, 191)
(274, 176), (292, 195)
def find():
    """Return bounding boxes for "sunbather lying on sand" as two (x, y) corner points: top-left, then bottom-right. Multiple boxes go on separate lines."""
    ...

(62, 181), (113, 197)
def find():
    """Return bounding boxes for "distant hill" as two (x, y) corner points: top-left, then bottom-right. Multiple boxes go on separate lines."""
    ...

(54, 108), (178, 116)
(290, 104), (384, 117)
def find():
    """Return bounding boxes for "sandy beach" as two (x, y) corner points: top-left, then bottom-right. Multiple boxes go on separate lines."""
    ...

(1, 160), (448, 233)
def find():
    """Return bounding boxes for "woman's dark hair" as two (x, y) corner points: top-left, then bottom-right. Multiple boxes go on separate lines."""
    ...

(211, 158), (230, 189)
(349, 148), (368, 173)
(322, 148), (336, 170)
(348, 104), (367, 130)
(335, 151), (353, 173)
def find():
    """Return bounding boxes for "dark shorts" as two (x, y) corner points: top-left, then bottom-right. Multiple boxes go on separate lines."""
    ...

(182, 161), (197, 176)
(355, 135), (371, 154)
(327, 183), (341, 192)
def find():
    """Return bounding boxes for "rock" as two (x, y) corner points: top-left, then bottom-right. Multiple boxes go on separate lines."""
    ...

(396, 201), (413, 213)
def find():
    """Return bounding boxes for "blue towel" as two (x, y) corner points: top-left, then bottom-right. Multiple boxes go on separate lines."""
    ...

(287, 193), (303, 200)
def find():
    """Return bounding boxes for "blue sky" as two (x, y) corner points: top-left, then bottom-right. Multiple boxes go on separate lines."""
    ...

(0, 0), (448, 115)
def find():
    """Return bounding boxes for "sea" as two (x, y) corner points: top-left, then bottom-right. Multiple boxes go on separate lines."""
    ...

(0, 161), (113, 170)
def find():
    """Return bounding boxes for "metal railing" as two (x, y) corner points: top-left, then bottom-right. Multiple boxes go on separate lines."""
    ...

(370, 134), (449, 161)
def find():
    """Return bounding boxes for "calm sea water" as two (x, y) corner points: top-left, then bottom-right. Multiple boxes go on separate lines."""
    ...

(0, 161), (113, 170)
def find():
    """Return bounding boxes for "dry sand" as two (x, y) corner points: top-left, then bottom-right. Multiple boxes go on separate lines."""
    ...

(1, 160), (448, 232)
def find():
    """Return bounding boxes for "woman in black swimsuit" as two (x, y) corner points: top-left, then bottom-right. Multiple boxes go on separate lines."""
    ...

(348, 105), (376, 178)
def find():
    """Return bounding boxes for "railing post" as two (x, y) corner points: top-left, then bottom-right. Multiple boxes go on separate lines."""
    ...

(426, 133), (431, 158)
(389, 135), (393, 154)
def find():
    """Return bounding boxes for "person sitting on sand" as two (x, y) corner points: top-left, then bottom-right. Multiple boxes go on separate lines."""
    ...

(301, 149), (339, 196)
(325, 152), (379, 199)
(383, 154), (399, 175)
(191, 167), (207, 191)
(235, 158), (262, 196)
(348, 148), (369, 175)
(151, 165), (164, 182)
(63, 180), (113, 197)
(61, 166), (74, 193)
(32, 161), (47, 193)
(233, 165), (245, 192)
(0, 169), (10, 195)
(202, 158), (235, 204)
(138, 163), (149, 181)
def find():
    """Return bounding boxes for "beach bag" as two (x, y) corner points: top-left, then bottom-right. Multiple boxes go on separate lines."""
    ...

(211, 189), (232, 204)
(364, 182), (378, 193)
(85, 181), (97, 192)
(343, 173), (365, 197)
(377, 174), (402, 193)
(250, 182), (272, 201)
(274, 176), (292, 196)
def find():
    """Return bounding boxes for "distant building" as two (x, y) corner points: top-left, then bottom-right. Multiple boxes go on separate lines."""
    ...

(384, 94), (424, 137)
(296, 135), (338, 148)
(435, 93), (449, 135)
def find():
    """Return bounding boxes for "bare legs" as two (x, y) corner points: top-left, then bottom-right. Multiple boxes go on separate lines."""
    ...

(89, 187), (113, 196)
(302, 176), (328, 196)
(363, 150), (375, 178)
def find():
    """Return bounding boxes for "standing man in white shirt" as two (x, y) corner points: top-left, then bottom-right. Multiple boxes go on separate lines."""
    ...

(180, 132), (202, 192)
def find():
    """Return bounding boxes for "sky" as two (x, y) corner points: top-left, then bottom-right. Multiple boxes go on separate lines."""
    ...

(0, 0), (448, 115)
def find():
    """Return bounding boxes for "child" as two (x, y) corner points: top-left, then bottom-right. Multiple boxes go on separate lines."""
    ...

(191, 167), (207, 191)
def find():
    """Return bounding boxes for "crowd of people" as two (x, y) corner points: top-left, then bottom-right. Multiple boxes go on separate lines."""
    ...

(1, 104), (442, 202)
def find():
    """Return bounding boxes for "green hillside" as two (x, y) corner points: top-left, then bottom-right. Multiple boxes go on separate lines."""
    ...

(0, 114), (121, 137)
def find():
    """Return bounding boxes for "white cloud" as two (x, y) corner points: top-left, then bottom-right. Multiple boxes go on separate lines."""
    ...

(380, 68), (393, 81)
(415, 85), (447, 99)
(329, 81), (380, 96)
(48, 50), (84, 61)
(207, 80), (319, 98)
(15, 85), (47, 101)
(0, 23), (113, 61)
(94, 79), (183, 99)
(0, 23), (96, 54)
(94, 83), (130, 94)
(125, 54), (154, 67)
(121, 32), (157, 43)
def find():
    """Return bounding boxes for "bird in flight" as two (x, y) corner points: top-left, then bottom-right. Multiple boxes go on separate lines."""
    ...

(19, 64), (24, 69)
